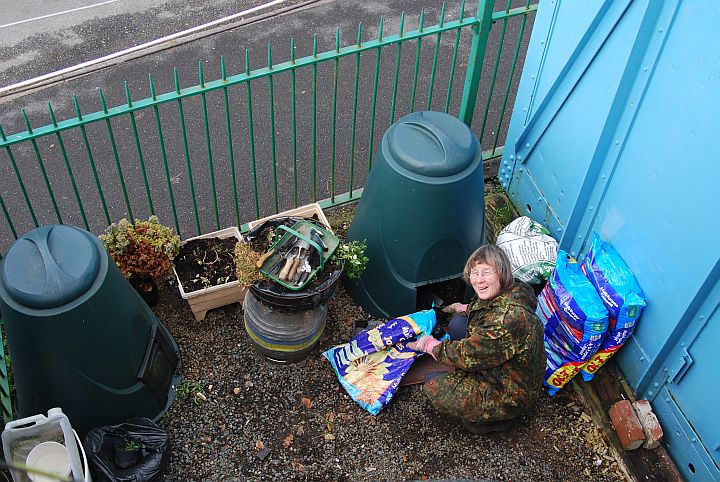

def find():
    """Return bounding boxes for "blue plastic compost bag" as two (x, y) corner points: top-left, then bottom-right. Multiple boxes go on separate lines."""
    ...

(323, 309), (436, 415)
(536, 251), (608, 395)
(579, 234), (646, 381)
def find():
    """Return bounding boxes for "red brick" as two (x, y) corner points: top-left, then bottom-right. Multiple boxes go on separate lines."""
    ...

(633, 400), (664, 449)
(609, 400), (645, 450)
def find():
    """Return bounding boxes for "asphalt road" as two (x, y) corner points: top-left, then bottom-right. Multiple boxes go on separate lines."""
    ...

(0, 0), (535, 249)
(0, 0), (307, 88)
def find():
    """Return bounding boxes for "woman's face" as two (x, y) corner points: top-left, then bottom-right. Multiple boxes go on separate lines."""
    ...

(469, 262), (502, 301)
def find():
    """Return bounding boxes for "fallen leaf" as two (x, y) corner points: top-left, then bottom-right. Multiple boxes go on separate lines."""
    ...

(195, 392), (207, 402)
(325, 412), (335, 422)
(296, 426), (305, 437)
(283, 434), (294, 448)
(300, 397), (313, 409)
(203, 436), (211, 444)
(292, 460), (306, 472)
(323, 433), (335, 441)
(233, 387), (241, 395)
(255, 440), (264, 451)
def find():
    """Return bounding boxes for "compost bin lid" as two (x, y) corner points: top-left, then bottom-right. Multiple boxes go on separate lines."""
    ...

(387, 111), (476, 177)
(0, 225), (100, 309)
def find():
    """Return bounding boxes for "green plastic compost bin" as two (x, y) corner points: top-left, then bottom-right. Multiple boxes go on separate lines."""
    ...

(0, 225), (181, 435)
(346, 111), (485, 318)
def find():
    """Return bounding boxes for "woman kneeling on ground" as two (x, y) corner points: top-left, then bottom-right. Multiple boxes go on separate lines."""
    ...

(408, 244), (545, 434)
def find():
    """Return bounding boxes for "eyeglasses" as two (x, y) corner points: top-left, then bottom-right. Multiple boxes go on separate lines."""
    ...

(469, 269), (496, 279)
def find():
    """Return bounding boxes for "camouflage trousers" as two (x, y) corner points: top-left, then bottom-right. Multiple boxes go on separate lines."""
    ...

(423, 370), (534, 423)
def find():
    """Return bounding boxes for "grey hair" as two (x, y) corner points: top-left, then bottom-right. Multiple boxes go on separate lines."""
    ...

(463, 244), (515, 291)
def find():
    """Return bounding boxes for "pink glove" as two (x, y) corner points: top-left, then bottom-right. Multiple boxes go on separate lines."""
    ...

(407, 335), (441, 359)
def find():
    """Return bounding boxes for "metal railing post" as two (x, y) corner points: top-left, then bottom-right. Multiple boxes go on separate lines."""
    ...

(458, 0), (495, 127)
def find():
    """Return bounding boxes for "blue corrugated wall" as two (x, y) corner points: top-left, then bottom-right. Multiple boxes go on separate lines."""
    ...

(500, 0), (720, 479)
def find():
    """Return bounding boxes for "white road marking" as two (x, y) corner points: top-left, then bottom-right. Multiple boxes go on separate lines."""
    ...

(0, 0), (122, 30)
(0, 0), (289, 96)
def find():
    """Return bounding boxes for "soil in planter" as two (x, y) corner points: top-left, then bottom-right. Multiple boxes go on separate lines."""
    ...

(174, 237), (238, 292)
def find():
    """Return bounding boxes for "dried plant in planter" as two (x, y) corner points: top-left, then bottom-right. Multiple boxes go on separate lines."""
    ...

(100, 216), (180, 282)
(234, 242), (263, 290)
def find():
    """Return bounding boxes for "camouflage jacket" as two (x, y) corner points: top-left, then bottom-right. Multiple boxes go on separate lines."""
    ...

(425, 282), (545, 422)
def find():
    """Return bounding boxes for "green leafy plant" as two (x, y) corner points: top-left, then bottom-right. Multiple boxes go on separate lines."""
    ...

(100, 216), (180, 281)
(125, 440), (140, 451)
(176, 379), (205, 405)
(335, 240), (369, 279)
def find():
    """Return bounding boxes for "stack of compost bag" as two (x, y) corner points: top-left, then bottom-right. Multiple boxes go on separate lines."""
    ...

(537, 252), (608, 395)
(578, 234), (646, 381)
(537, 234), (646, 394)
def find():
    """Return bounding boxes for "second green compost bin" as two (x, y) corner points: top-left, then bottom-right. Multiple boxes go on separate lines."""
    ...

(0, 225), (181, 435)
(346, 111), (485, 318)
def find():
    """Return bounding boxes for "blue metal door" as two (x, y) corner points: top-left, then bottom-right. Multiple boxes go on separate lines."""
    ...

(654, 276), (720, 479)
(499, 0), (720, 480)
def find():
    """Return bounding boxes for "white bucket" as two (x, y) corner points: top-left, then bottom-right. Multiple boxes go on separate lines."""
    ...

(25, 441), (72, 482)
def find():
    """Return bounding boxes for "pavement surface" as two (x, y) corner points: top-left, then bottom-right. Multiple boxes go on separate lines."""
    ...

(0, 0), (534, 251)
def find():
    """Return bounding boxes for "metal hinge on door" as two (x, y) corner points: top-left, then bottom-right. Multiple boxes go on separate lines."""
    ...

(668, 347), (694, 384)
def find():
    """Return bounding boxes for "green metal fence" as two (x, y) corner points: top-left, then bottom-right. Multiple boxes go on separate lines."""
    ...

(0, 0), (536, 249)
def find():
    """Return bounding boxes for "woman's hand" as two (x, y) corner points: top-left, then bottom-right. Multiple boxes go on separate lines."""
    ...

(442, 302), (468, 314)
(407, 335), (441, 359)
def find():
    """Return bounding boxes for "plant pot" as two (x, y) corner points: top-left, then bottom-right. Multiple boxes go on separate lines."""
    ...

(130, 276), (159, 307)
(113, 441), (139, 469)
(249, 261), (344, 312)
(172, 227), (245, 321)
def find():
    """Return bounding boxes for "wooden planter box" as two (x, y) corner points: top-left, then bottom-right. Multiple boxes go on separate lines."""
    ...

(173, 227), (244, 321)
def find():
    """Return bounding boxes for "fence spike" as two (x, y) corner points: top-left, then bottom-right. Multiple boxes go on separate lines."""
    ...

(313, 35), (318, 56)
(47, 102), (58, 127)
(221, 55), (227, 80)
(335, 27), (340, 52)
(357, 22), (362, 46)
(460, 0), (466, 21)
(98, 88), (108, 113)
(199, 61), (205, 88)
(378, 16), (384, 42)
(245, 49), (251, 74)
(149, 74), (157, 100)
(21, 109), (32, 134)
(174, 68), (181, 94)
(124, 81), (133, 107)
(290, 38), (295, 63)
(267, 43), (273, 68)
(73, 95), (83, 120)
(440, 3), (446, 27)
(419, 9), (425, 32)
(400, 12), (405, 36)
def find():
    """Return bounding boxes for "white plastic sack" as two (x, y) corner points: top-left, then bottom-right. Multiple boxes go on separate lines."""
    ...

(496, 216), (558, 284)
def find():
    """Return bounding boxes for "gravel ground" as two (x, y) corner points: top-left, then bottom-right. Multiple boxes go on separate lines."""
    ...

(152, 278), (627, 482)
